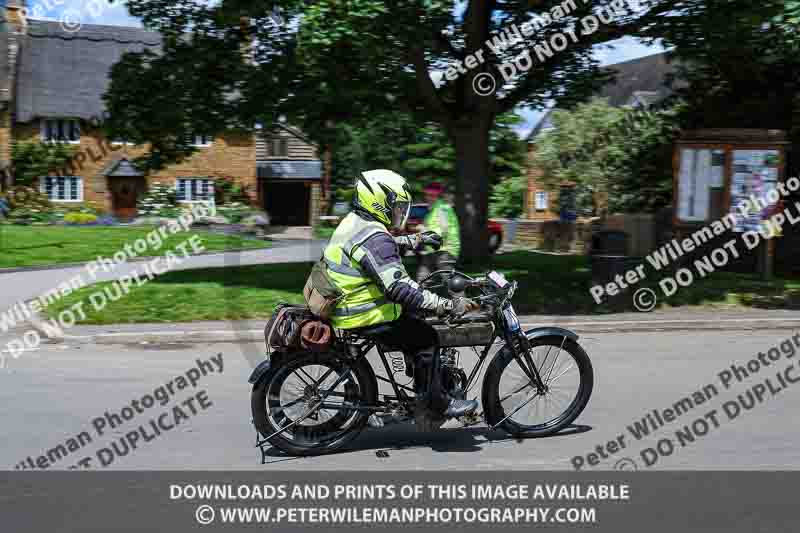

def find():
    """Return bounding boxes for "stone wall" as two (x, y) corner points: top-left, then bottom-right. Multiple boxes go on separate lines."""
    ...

(514, 219), (594, 253)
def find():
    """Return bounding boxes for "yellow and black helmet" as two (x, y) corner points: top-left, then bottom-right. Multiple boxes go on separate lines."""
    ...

(353, 169), (412, 229)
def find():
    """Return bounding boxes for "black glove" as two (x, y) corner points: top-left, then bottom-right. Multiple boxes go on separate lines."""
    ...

(419, 231), (443, 251)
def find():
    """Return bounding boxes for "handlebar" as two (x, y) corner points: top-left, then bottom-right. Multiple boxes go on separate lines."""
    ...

(419, 269), (516, 316)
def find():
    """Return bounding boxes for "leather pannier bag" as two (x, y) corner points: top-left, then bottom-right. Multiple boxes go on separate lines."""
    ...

(303, 259), (344, 320)
(264, 303), (313, 355)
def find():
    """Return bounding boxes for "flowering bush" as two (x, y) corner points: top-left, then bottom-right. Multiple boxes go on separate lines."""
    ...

(2, 186), (52, 211)
(1, 186), (54, 223)
(137, 183), (180, 217)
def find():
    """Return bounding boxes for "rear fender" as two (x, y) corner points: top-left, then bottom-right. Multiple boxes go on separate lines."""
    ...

(248, 359), (273, 385)
(247, 351), (378, 395)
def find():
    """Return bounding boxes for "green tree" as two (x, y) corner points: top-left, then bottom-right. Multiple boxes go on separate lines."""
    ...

(535, 99), (625, 215)
(402, 124), (455, 190)
(489, 175), (527, 218)
(10, 142), (77, 186)
(331, 111), (527, 206)
(653, 0), (800, 168)
(330, 112), (420, 193)
(534, 98), (679, 215)
(108, 0), (679, 261)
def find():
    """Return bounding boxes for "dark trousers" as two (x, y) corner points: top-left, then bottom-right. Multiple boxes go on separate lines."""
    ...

(356, 313), (448, 412)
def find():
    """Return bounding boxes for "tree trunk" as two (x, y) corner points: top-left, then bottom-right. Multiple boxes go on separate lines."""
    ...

(451, 119), (492, 265)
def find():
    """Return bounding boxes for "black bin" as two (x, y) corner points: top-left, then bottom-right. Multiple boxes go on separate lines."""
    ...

(590, 230), (631, 286)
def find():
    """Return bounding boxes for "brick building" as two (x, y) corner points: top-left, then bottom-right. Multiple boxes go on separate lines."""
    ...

(1, 1), (328, 224)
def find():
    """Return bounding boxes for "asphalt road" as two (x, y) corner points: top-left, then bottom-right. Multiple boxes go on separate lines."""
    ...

(4, 328), (800, 471)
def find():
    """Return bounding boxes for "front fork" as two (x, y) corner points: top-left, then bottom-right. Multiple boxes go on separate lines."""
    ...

(510, 332), (548, 393)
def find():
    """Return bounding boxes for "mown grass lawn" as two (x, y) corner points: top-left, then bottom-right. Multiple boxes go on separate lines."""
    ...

(0, 225), (268, 268)
(46, 261), (308, 324)
(43, 250), (800, 325)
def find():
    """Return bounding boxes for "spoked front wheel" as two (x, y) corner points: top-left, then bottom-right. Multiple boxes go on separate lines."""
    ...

(482, 335), (593, 438)
(251, 352), (377, 456)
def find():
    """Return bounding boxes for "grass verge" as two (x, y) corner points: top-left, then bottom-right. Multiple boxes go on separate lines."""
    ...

(0, 225), (268, 268)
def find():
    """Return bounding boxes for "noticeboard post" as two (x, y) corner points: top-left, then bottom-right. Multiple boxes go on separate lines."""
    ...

(673, 129), (790, 279)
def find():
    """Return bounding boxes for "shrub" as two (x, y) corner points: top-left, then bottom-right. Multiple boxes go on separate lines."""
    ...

(214, 176), (251, 205)
(216, 202), (252, 223)
(60, 202), (105, 216)
(6, 207), (55, 224)
(63, 212), (98, 225)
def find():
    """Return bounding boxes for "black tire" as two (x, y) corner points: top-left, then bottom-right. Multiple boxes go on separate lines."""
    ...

(251, 352), (377, 457)
(482, 335), (593, 438)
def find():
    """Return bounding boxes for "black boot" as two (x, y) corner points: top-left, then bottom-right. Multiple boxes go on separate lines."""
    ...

(444, 398), (479, 417)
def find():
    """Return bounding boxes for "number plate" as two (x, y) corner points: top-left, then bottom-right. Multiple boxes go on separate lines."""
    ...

(488, 270), (509, 288)
(503, 304), (521, 332)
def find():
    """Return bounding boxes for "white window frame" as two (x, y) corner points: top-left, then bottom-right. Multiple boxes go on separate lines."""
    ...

(175, 178), (215, 203)
(190, 134), (214, 147)
(40, 176), (83, 202)
(110, 137), (134, 146)
(40, 118), (81, 144)
(535, 191), (549, 210)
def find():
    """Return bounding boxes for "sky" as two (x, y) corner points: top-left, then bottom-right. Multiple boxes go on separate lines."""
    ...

(27, 0), (666, 137)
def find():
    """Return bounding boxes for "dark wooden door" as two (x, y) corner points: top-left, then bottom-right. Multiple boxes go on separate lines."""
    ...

(110, 177), (144, 220)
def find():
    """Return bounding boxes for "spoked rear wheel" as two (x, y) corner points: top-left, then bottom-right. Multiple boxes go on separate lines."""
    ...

(251, 352), (377, 456)
(482, 335), (593, 438)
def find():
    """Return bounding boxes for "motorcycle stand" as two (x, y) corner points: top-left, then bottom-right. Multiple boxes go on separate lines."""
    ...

(252, 421), (271, 465)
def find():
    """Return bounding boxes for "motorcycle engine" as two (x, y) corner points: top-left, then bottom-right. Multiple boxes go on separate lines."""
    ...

(440, 348), (468, 401)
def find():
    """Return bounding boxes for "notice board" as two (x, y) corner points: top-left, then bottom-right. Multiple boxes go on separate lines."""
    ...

(673, 130), (788, 229)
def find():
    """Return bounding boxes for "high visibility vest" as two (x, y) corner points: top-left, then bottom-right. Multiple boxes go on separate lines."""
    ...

(323, 212), (402, 329)
(422, 199), (460, 257)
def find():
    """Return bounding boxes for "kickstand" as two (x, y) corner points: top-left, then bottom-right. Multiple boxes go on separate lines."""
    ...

(253, 420), (269, 465)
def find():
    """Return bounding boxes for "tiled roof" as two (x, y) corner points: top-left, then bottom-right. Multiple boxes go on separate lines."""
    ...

(105, 158), (143, 177)
(596, 52), (677, 107)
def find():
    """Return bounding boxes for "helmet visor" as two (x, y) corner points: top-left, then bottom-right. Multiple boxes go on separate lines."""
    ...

(391, 201), (411, 230)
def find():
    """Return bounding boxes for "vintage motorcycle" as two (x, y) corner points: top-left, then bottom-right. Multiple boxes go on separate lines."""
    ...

(249, 269), (593, 457)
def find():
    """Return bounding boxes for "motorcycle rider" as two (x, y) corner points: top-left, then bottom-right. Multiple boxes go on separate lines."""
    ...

(322, 169), (479, 425)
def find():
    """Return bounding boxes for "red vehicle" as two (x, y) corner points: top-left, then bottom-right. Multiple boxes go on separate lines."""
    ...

(399, 203), (503, 254)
